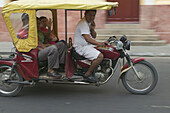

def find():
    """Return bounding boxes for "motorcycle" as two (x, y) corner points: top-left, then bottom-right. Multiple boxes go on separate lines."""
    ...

(0, 0), (158, 97)
(0, 35), (158, 96)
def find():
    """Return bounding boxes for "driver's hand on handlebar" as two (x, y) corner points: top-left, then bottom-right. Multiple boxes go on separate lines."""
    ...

(104, 41), (108, 45)
(98, 41), (108, 47)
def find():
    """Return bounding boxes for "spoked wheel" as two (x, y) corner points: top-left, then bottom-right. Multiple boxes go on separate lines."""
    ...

(121, 61), (158, 95)
(0, 64), (23, 97)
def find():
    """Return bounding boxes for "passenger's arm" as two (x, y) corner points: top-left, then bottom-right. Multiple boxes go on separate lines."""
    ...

(83, 34), (105, 46)
(39, 42), (46, 49)
(44, 18), (52, 39)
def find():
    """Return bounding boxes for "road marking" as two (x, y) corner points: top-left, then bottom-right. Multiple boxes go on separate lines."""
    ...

(151, 105), (170, 109)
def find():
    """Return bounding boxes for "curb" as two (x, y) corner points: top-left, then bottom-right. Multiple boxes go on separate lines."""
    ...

(0, 52), (12, 55)
(129, 53), (170, 57)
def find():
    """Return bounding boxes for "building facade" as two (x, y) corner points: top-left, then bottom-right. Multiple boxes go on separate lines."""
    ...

(140, 0), (170, 42)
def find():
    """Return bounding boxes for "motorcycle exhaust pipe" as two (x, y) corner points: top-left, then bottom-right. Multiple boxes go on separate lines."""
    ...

(6, 80), (35, 85)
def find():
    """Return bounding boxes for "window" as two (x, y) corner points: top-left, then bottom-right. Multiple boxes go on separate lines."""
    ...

(10, 13), (29, 39)
(36, 10), (53, 30)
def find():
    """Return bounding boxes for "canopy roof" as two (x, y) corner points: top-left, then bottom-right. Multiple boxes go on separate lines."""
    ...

(2, 0), (118, 14)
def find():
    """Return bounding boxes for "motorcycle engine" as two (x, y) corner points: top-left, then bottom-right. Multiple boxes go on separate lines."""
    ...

(94, 59), (112, 82)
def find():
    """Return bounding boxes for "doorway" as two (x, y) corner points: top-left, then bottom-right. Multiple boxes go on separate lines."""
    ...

(107, 0), (139, 23)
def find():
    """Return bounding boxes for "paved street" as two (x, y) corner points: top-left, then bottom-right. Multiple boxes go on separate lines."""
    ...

(0, 57), (170, 113)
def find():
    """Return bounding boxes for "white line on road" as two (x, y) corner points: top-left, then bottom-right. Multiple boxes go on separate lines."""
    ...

(151, 105), (170, 109)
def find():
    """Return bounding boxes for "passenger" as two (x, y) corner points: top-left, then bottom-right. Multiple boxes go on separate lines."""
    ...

(73, 10), (108, 83)
(37, 17), (66, 78)
(17, 13), (29, 39)
(39, 16), (58, 44)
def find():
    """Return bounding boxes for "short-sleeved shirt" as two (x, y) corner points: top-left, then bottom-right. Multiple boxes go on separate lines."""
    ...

(38, 30), (45, 43)
(73, 17), (92, 48)
(40, 27), (58, 44)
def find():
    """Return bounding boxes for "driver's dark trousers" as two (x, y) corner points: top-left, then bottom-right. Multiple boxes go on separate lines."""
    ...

(38, 42), (66, 69)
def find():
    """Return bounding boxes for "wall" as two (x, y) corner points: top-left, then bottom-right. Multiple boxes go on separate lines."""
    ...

(0, 7), (11, 41)
(155, 0), (170, 5)
(140, 0), (170, 42)
(0, 0), (11, 41)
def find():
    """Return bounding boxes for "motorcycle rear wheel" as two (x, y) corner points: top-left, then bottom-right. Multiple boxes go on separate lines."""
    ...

(121, 60), (158, 95)
(0, 64), (23, 97)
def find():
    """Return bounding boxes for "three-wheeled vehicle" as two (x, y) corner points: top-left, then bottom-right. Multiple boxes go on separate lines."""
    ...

(0, 0), (158, 97)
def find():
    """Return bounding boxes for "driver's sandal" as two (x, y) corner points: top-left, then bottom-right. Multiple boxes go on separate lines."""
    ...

(82, 74), (98, 83)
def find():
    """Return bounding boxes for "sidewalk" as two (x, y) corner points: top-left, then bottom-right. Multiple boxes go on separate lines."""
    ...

(0, 42), (14, 54)
(0, 42), (170, 57)
(128, 44), (170, 57)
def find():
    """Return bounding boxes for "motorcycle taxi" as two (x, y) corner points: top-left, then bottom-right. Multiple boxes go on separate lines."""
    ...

(0, 0), (158, 97)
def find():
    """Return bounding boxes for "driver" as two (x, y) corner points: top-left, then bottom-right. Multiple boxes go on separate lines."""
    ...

(73, 10), (107, 83)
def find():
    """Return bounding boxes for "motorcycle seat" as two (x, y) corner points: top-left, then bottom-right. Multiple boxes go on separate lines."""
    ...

(71, 48), (86, 60)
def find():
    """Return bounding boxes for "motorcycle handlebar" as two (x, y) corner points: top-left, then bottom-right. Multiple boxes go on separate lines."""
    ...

(107, 36), (117, 43)
(107, 35), (130, 51)
(107, 36), (118, 45)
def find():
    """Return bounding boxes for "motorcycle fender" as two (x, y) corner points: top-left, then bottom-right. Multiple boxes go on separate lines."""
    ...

(0, 60), (31, 80)
(120, 57), (146, 76)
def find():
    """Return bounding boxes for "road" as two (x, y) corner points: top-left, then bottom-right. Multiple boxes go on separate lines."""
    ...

(0, 57), (170, 113)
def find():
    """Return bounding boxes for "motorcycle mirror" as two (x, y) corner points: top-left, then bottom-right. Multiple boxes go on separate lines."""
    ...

(125, 40), (131, 50)
(120, 35), (127, 43)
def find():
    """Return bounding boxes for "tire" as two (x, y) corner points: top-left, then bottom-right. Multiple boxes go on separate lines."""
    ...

(0, 64), (23, 97)
(121, 60), (158, 95)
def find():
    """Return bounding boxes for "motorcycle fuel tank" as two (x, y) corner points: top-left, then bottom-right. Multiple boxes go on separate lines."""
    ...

(97, 45), (120, 60)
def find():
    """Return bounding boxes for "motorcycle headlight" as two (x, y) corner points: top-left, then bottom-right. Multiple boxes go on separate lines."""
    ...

(116, 41), (123, 50)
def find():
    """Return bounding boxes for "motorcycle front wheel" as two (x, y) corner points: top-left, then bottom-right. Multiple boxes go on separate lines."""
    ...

(121, 60), (158, 95)
(0, 64), (23, 97)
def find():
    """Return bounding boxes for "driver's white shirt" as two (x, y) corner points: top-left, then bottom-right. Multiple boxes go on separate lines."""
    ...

(73, 17), (100, 60)
(73, 17), (91, 48)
